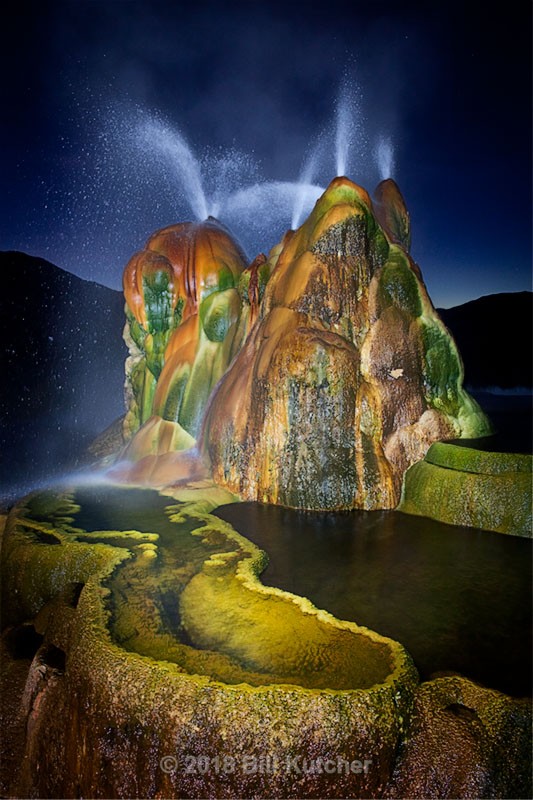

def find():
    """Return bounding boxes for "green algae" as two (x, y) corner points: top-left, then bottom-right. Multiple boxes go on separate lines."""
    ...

(281, 376), (358, 510)
(157, 363), (190, 422)
(1, 486), (418, 800)
(3, 485), (530, 799)
(399, 444), (532, 536)
(126, 352), (157, 431)
(142, 270), (175, 335)
(126, 307), (147, 351)
(377, 246), (422, 318)
(416, 315), (491, 439)
(145, 290), (246, 439)
(24, 490), (81, 528)
(203, 178), (491, 513)
(238, 260), (272, 306)
(1, 515), (125, 625)
(179, 514), (399, 690)
(425, 441), (532, 475)
(199, 287), (241, 343)
(419, 320), (462, 416)
(3, 486), (415, 693)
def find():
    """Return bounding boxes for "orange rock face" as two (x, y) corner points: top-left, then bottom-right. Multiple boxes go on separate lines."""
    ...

(121, 218), (255, 474)
(373, 178), (411, 251)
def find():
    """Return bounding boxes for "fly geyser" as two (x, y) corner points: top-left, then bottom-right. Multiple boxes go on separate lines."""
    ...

(120, 217), (270, 483)
(120, 177), (490, 508)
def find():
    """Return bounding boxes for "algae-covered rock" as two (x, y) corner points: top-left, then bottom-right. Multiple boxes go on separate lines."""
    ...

(372, 178), (411, 251)
(121, 218), (255, 454)
(387, 675), (532, 799)
(202, 177), (490, 510)
(1, 486), (418, 799)
(2, 486), (531, 799)
(399, 442), (532, 536)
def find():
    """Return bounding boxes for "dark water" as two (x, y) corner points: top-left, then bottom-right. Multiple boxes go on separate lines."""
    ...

(68, 486), (532, 697)
(215, 503), (532, 697)
(74, 485), (179, 536)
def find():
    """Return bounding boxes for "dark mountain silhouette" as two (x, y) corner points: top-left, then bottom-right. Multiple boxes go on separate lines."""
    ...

(438, 291), (532, 390)
(439, 291), (532, 452)
(0, 251), (127, 502)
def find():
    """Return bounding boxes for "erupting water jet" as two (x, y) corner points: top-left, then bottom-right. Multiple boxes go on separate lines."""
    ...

(334, 80), (366, 177)
(120, 80), (382, 262)
(137, 116), (210, 221)
(375, 135), (395, 180)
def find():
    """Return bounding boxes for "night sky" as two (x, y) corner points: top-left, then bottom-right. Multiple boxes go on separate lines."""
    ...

(1, 0), (531, 307)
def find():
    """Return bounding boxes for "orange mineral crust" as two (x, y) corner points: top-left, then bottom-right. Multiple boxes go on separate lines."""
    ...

(121, 218), (251, 450)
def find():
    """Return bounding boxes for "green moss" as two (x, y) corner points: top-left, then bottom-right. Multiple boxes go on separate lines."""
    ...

(419, 320), (462, 416)
(378, 247), (422, 318)
(399, 453), (532, 536)
(425, 442), (532, 476)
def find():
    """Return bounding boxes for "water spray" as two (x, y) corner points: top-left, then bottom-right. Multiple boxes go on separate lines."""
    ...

(137, 116), (210, 221)
(374, 135), (395, 181)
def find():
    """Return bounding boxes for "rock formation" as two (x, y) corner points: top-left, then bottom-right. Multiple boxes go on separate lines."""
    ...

(121, 218), (268, 463)
(399, 442), (532, 535)
(201, 177), (490, 510)
(372, 177), (411, 251)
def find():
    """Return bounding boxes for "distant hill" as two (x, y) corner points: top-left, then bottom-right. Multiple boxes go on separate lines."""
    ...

(438, 291), (532, 452)
(438, 291), (532, 389)
(0, 251), (127, 501)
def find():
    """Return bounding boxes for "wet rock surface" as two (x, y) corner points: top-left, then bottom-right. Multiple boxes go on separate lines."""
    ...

(203, 178), (490, 510)
(121, 217), (261, 452)
(0, 486), (530, 799)
(399, 441), (532, 535)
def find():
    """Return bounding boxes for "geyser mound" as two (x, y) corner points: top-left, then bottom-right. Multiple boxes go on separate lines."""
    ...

(118, 176), (490, 509)
(118, 216), (272, 485)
